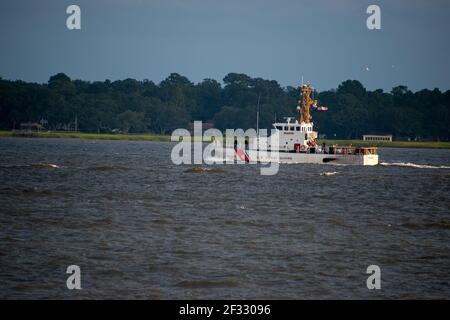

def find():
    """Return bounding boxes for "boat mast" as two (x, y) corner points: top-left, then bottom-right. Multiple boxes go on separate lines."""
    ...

(256, 94), (260, 136)
(297, 84), (317, 124)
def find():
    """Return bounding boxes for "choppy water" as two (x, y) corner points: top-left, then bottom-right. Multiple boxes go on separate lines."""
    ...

(0, 138), (449, 299)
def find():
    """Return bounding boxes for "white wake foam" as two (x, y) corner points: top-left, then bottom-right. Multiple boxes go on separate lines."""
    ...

(379, 162), (450, 169)
(320, 171), (338, 176)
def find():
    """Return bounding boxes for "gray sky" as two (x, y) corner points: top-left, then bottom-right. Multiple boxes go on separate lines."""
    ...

(1, 0), (449, 91)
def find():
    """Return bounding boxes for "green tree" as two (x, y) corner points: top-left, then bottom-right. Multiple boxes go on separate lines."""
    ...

(117, 110), (147, 133)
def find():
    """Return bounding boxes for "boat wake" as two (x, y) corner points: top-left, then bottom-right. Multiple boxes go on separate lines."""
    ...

(379, 162), (450, 169)
(320, 171), (338, 176)
(0, 163), (61, 169)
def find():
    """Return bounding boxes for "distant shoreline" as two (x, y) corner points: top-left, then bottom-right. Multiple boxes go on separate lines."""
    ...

(1, 131), (449, 149)
(0, 130), (170, 142)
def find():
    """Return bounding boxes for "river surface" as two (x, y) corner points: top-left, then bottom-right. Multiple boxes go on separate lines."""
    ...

(0, 138), (449, 299)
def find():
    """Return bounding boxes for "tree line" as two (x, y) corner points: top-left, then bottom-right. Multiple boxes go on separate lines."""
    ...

(0, 72), (448, 140)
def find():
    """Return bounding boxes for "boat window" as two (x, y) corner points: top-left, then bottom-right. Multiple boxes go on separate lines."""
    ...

(289, 126), (294, 131)
(296, 127), (300, 131)
(276, 126), (282, 130)
(284, 126), (288, 131)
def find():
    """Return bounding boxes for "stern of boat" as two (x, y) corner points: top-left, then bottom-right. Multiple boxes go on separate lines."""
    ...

(363, 154), (379, 166)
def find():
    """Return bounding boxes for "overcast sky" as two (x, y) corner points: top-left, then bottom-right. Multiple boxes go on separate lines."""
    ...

(1, 0), (449, 91)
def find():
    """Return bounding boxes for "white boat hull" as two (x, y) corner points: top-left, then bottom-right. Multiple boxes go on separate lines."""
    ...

(215, 148), (379, 166)
(270, 152), (379, 165)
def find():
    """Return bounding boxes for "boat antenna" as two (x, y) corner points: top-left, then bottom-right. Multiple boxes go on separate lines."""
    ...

(256, 94), (261, 136)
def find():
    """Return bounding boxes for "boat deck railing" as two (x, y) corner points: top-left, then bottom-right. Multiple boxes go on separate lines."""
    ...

(328, 145), (378, 155)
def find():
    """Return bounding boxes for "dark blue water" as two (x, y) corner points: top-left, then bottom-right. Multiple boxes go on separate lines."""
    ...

(0, 138), (449, 299)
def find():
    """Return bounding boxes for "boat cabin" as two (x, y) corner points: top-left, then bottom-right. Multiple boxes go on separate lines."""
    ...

(253, 117), (318, 152)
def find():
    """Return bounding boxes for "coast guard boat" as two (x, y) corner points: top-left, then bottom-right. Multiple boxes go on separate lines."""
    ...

(217, 83), (378, 166)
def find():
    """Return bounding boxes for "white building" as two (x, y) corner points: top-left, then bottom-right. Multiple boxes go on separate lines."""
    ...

(363, 134), (393, 142)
